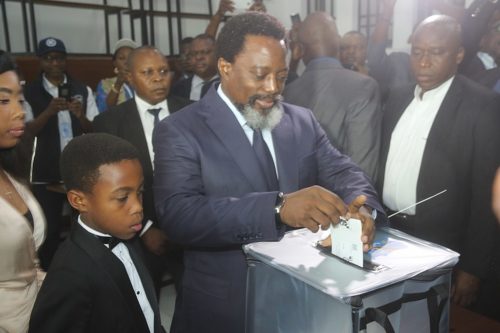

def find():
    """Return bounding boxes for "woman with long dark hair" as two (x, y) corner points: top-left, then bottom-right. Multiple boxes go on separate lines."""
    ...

(0, 50), (46, 333)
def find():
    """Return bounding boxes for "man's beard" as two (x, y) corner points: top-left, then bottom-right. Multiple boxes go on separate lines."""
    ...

(235, 94), (284, 130)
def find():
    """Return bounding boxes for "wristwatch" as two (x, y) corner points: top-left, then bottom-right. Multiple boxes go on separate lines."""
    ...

(274, 192), (286, 226)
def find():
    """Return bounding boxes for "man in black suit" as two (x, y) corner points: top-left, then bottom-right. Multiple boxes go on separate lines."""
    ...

(462, 20), (500, 80)
(379, 15), (500, 308)
(154, 12), (384, 333)
(93, 46), (191, 292)
(170, 34), (219, 101)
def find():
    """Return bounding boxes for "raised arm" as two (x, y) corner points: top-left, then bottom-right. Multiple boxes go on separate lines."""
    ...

(205, 0), (235, 38)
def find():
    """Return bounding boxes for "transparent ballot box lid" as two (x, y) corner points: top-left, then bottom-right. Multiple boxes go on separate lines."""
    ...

(243, 227), (459, 302)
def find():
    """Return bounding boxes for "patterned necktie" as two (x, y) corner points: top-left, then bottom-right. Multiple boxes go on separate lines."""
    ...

(97, 235), (121, 250)
(252, 128), (279, 191)
(147, 108), (161, 127)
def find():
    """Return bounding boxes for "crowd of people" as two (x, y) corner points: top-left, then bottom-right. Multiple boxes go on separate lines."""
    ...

(1, 0), (500, 332)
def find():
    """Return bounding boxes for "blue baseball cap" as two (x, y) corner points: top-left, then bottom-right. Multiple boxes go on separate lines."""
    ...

(37, 37), (67, 57)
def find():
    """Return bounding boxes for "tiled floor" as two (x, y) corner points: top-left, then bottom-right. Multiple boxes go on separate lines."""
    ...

(159, 284), (176, 332)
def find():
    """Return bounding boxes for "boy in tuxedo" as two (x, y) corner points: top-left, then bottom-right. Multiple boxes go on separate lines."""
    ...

(29, 133), (163, 333)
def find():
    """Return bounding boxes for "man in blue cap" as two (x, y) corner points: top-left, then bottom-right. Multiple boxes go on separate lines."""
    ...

(24, 37), (99, 269)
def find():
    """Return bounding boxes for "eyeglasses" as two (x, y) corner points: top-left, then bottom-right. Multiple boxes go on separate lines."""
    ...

(41, 55), (66, 63)
(188, 49), (213, 58)
(139, 68), (175, 79)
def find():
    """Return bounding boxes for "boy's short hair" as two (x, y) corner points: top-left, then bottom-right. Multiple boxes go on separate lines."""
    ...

(60, 133), (140, 193)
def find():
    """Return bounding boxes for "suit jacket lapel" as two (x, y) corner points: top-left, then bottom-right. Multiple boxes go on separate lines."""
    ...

(416, 76), (463, 203)
(167, 96), (184, 114)
(272, 106), (299, 193)
(378, 86), (414, 191)
(71, 223), (150, 333)
(122, 101), (154, 173)
(200, 89), (269, 192)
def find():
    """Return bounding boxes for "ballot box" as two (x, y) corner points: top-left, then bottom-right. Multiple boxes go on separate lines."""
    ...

(243, 228), (459, 333)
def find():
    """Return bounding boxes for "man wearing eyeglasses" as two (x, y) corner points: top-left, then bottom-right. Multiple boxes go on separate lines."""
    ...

(24, 37), (99, 270)
(171, 34), (219, 101)
(93, 46), (191, 293)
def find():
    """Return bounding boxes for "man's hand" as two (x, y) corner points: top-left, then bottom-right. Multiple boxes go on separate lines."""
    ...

(452, 269), (480, 307)
(381, 0), (397, 10)
(280, 185), (348, 233)
(315, 195), (375, 252)
(347, 195), (375, 252)
(45, 97), (67, 116)
(217, 0), (235, 17)
(115, 68), (128, 87)
(141, 226), (169, 256)
(68, 99), (84, 119)
(248, 0), (266, 12)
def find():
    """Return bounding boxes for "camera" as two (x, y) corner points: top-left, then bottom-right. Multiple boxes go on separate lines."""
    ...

(58, 83), (71, 101)
(290, 13), (301, 25)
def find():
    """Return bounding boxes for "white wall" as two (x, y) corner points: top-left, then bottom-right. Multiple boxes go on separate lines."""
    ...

(392, 0), (418, 53)
(334, 0), (358, 36)
(0, 0), (438, 55)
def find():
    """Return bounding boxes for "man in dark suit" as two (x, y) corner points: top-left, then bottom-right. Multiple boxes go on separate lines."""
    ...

(475, 66), (500, 92)
(93, 46), (191, 292)
(462, 20), (500, 79)
(284, 12), (381, 181)
(170, 34), (219, 101)
(29, 133), (162, 333)
(379, 15), (500, 308)
(153, 12), (385, 333)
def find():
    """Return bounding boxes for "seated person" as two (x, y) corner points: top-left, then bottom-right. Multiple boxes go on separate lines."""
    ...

(29, 133), (163, 333)
(96, 38), (138, 113)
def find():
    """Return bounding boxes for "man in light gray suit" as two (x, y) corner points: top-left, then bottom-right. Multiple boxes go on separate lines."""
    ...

(284, 12), (381, 180)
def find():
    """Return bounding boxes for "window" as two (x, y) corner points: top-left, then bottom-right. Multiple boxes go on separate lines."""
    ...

(358, 0), (392, 46)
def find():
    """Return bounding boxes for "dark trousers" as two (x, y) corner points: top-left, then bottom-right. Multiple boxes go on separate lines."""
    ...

(33, 184), (66, 270)
(472, 232), (500, 322)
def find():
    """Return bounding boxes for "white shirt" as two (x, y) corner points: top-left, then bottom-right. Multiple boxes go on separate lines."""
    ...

(190, 75), (204, 101)
(477, 51), (497, 70)
(41, 74), (99, 121)
(383, 76), (454, 214)
(77, 216), (155, 333)
(41, 75), (99, 150)
(134, 94), (169, 166)
(190, 74), (219, 101)
(217, 85), (279, 177)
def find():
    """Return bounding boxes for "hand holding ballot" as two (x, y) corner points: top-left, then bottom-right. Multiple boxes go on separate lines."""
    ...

(317, 195), (375, 253)
(280, 185), (348, 232)
(281, 187), (375, 252)
(346, 194), (375, 252)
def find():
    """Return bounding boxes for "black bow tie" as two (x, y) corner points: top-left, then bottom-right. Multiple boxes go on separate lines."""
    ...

(97, 236), (121, 249)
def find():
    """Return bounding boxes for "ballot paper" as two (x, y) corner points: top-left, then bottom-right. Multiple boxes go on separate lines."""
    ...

(330, 218), (363, 267)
